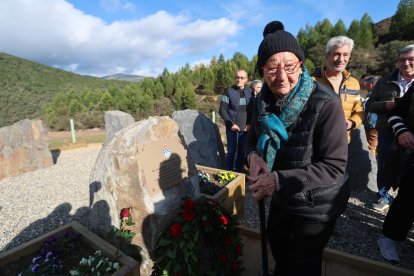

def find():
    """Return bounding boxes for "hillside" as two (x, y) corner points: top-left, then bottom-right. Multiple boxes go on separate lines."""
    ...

(102, 73), (145, 83)
(0, 52), (134, 128)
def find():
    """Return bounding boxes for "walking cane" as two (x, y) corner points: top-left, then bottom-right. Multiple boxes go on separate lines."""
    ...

(259, 199), (269, 276)
(232, 132), (240, 171)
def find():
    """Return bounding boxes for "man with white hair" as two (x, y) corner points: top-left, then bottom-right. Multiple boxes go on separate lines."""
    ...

(313, 36), (364, 143)
(366, 44), (414, 212)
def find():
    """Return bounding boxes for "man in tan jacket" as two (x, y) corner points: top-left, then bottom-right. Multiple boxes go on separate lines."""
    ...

(313, 36), (364, 143)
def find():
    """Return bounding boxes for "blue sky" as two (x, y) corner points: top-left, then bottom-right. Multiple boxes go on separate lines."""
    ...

(0, 0), (400, 77)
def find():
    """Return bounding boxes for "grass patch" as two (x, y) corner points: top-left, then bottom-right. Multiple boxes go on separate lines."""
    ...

(49, 133), (105, 150)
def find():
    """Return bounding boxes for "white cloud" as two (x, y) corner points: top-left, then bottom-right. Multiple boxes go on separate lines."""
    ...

(0, 0), (238, 77)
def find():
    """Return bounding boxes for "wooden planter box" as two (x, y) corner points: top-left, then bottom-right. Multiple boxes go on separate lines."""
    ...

(196, 165), (245, 216)
(0, 221), (140, 276)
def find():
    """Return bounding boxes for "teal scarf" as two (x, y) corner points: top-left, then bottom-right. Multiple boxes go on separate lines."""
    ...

(257, 66), (315, 170)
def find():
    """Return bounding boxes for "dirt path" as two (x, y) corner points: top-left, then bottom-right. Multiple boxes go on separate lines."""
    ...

(48, 128), (104, 139)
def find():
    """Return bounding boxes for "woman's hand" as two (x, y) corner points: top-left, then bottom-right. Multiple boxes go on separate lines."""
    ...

(246, 152), (276, 200)
(398, 131), (414, 150)
(247, 152), (268, 178)
(248, 172), (277, 200)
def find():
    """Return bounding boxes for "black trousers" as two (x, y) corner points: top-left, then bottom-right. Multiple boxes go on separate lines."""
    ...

(267, 200), (336, 276)
(382, 166), (414, 241)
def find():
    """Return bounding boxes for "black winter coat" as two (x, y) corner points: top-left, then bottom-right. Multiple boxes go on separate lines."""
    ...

(246, 82), (349, 222)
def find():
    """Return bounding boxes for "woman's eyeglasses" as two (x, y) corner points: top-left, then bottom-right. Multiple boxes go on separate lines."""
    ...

(264, 61), (302, 78)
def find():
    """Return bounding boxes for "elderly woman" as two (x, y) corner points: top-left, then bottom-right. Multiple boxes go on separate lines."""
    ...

(246, 25), (350, 275)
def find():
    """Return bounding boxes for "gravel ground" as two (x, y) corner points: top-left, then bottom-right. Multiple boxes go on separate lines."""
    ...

(1, 146), (413, 271)
(240, 183), (414, 271)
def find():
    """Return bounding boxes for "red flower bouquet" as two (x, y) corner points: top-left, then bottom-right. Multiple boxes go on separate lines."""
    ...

(153, 197), (243, 276)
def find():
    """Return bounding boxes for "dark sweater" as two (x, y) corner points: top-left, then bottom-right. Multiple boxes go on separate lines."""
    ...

(219, 85), (252, 130)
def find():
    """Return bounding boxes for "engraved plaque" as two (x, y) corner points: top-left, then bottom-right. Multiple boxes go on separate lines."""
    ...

(138, 137), (193, 197)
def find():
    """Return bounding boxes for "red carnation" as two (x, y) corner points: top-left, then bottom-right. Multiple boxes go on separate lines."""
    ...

(183, 209), (195, 221)
(170, 223), (182, 237)
(219, 215), (229, 225)
(219, 254), (228, 263)
(235, 244), (242, 254)
(183, 199), (195, 209)
(120, 208), (130, 219)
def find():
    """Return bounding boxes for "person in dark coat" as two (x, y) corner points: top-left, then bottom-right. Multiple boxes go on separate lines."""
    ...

(378, 84), (414, 263)
(219, 69), (252, 172)
(245, 23), (349, 276)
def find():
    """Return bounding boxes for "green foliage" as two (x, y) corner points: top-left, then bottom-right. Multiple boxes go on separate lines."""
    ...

(0, 52), (131, 128)
(377, 40), (414, 74)
(314, 19), (333, 45)
(69, 250), (120, 276)
(101, 207), (143, 264)
(331, 20), (347, 37)
(387, 0), (414, 41)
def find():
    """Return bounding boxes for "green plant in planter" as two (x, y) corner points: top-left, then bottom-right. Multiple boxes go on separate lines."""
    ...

(197, 169), (211, 184)
(104, 207), (142, 263)
(69, 250), (120, 275)
(18, 230), (84, 275)
(217, 171), (237, 186)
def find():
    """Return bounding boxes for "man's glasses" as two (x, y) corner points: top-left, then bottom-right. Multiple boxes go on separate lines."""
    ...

(235, 76), (246, 80)
(264, 61), (302, 78)
(398, 57), (414, 63)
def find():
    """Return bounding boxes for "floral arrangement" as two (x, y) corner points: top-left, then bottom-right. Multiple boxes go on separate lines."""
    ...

(69, 250), (120, 275)
(217, 171), (237, 186)
(17, 208), (141, 275)
(197, 169), (238, 196)
(18, 230), (83, 275)
(153, 197), (243, 276)
(103, 207), (142, 263)
(197, 169), (211, 184)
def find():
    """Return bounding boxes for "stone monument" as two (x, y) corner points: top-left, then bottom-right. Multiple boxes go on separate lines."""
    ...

(89, 116), (199, 275)
(172, 109), (225, 169)
(0, 119), (53, 180)
(104, 110), (135, 143)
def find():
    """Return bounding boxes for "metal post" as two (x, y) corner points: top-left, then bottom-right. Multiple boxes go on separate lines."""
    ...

(70, 118), (76, 144)
(211, 110), (216, 123)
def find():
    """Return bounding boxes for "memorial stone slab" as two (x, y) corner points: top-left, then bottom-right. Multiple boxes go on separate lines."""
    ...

(89, 116), (199, 275)
(172, 109), (225, 169)
(0, 119), (53, 180)
(104, 110), (135, 143)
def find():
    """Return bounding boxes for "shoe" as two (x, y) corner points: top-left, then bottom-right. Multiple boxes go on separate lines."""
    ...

(372, 197), (389, 211)
(378, 234), (399, 263)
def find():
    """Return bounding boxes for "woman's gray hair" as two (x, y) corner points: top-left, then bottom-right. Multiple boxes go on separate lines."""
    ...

(326, 36), (354, 55)
(250, 79), (263, 89)
(398, 44), (414, 57)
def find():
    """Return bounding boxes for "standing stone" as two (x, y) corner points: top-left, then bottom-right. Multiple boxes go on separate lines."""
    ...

(0, 119), (53, 180)
(348, 126), (377, 193)
(172, 109), (226, 169)
(104, 110), (135, 143)
(89, 116), (199, 276)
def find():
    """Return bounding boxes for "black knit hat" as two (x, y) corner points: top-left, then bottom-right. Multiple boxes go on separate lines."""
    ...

(256, 24), (305, 77)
